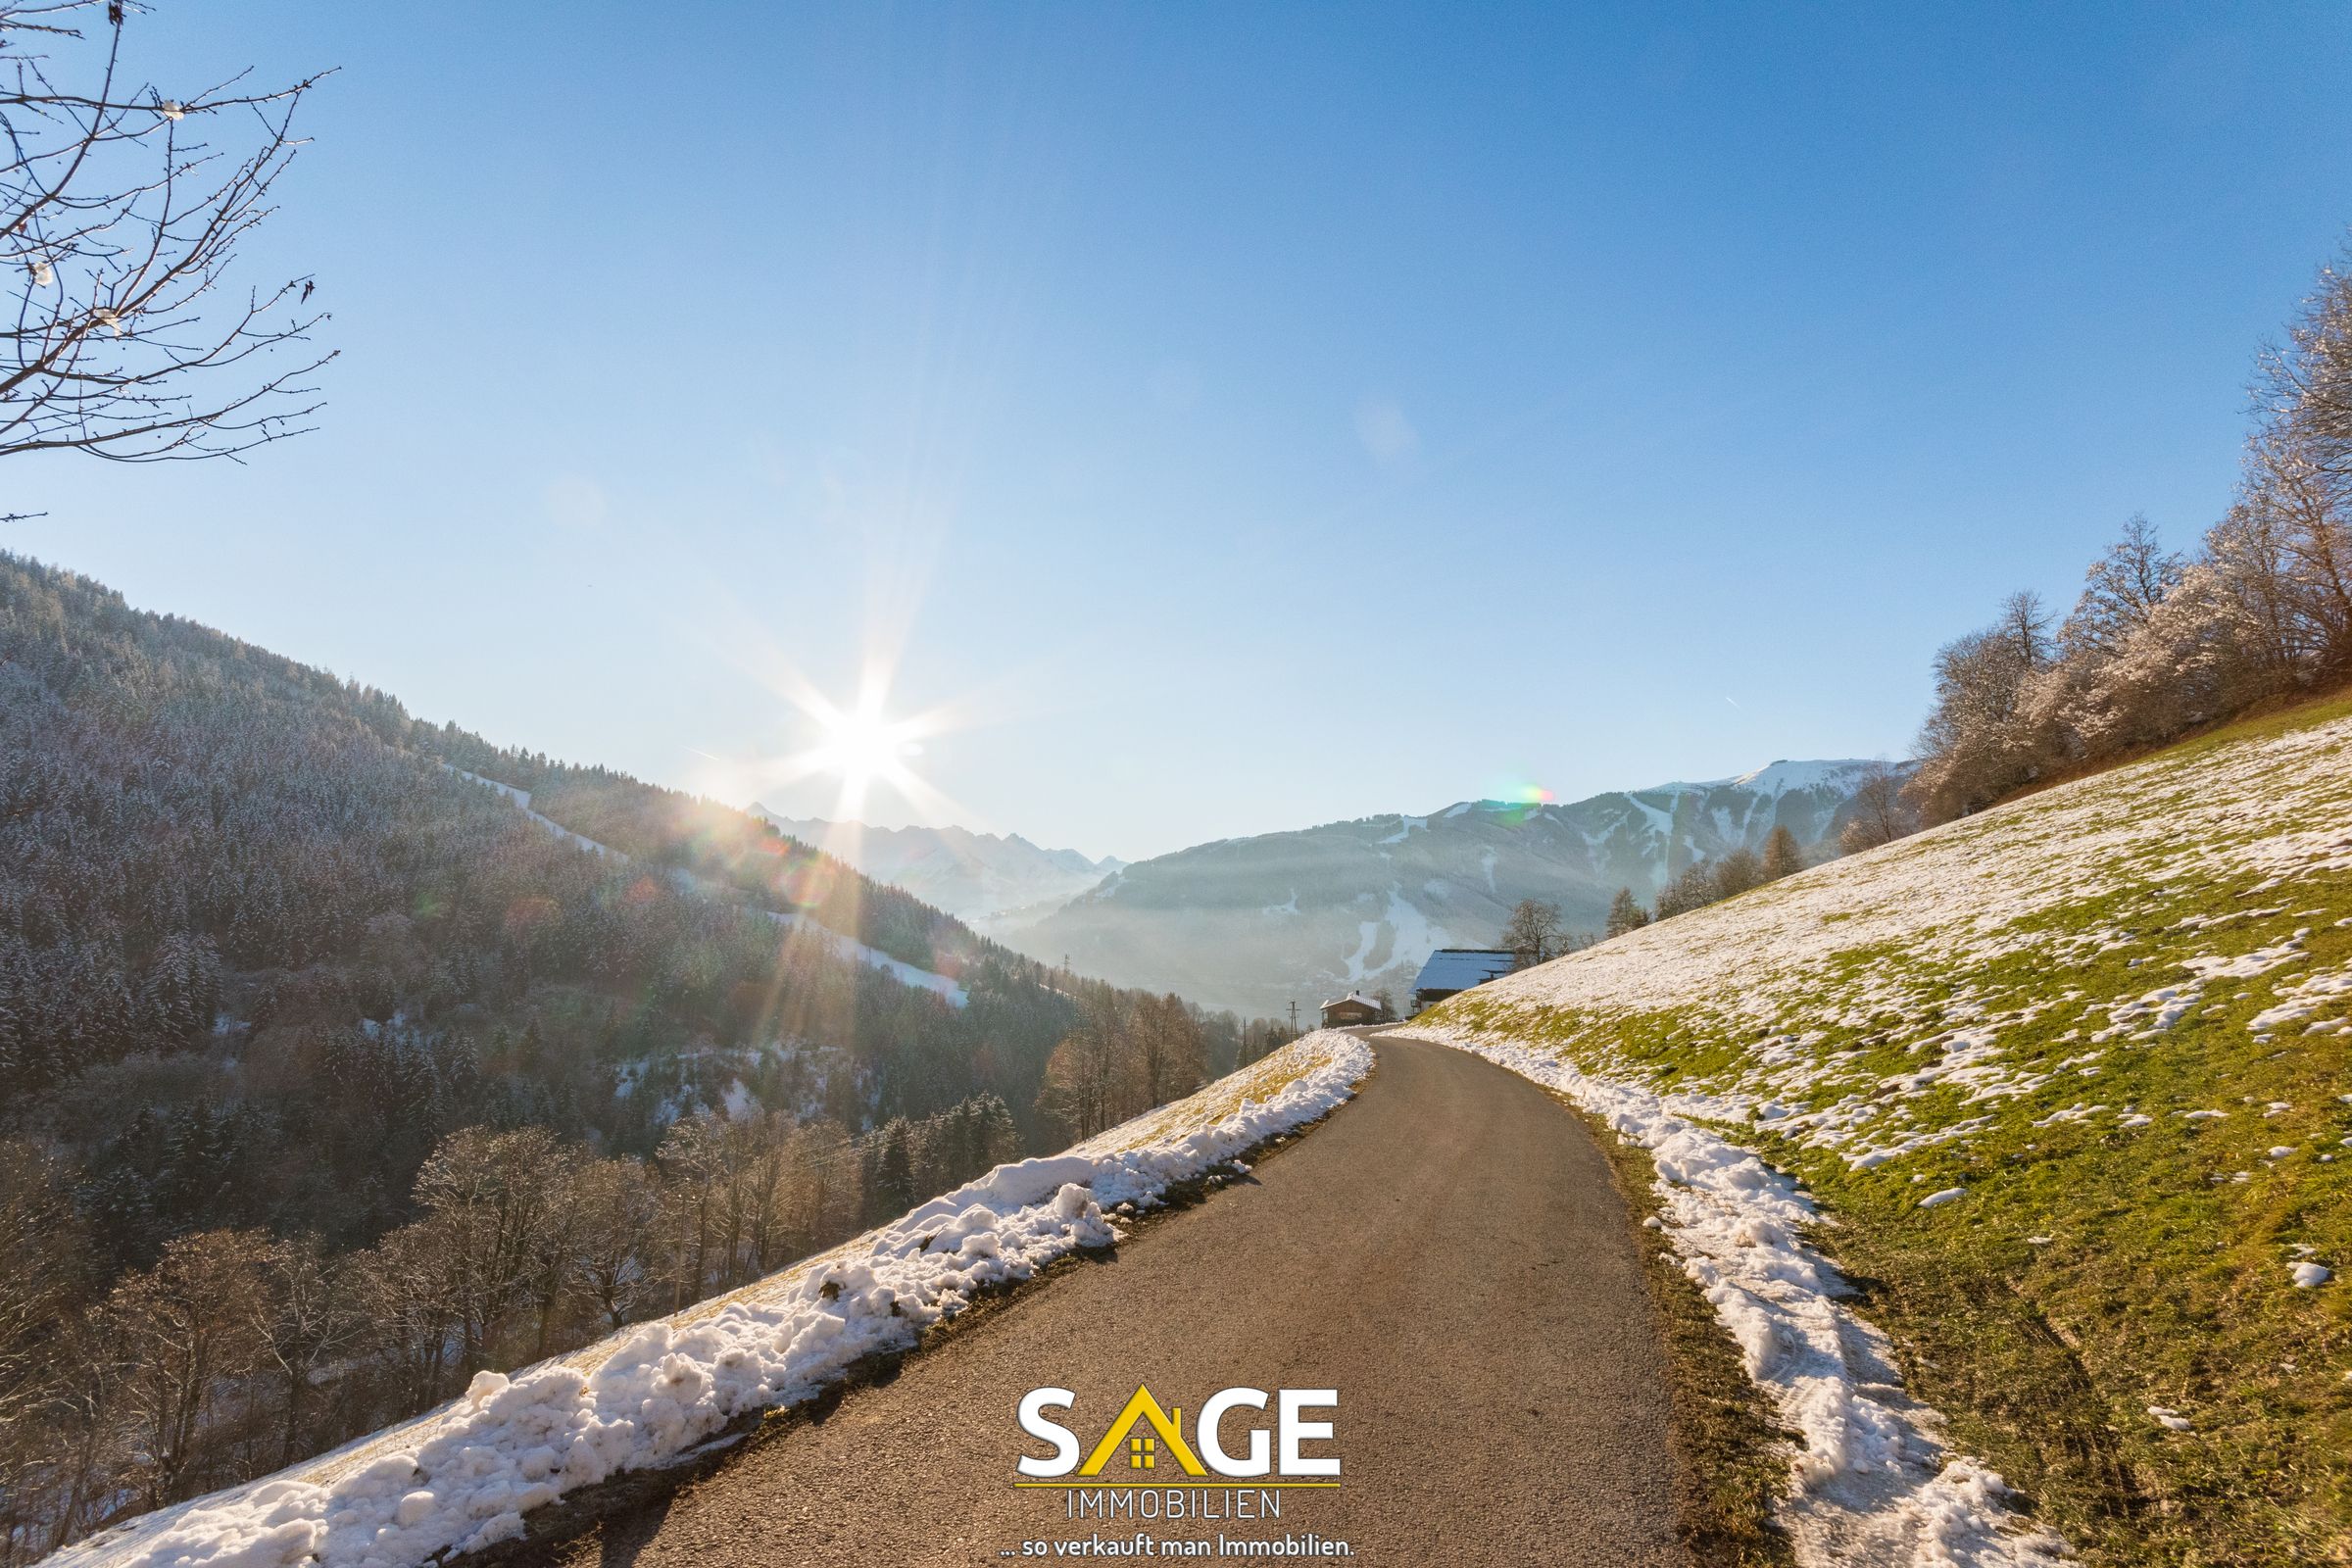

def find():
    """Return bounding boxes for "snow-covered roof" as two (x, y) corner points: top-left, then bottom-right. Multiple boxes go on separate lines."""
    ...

(1319, 991), (1381, 1011)
(1412, 949), (1518, 993)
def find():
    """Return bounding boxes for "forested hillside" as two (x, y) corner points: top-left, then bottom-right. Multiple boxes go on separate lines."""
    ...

(0, 557), (1281, 1560)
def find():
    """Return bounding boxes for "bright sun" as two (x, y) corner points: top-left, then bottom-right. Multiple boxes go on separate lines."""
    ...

(813, 704), (918, 785)
(725, 653), (962, 828)
(796, 691), (933, 818)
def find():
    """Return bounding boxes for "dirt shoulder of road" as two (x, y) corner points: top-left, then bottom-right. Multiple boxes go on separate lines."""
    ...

(1554, 1085), (1799, 1567)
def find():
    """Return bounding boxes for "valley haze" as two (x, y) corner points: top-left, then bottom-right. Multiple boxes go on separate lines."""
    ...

(957, 759), (1886, 1016)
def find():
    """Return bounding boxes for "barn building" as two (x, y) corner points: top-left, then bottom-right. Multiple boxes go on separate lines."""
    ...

(1411, 948), (1519, 1012)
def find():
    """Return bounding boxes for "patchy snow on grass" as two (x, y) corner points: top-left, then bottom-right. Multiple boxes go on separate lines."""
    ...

(52, 1035), (1375, 1568)
(1409, 706), (2352, 1565)
(1407, 1025), (2071, 1568)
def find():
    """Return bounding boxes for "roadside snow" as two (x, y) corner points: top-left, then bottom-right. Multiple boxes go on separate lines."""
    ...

(1399, 711), (2352, 1565)
(1407, 1025), (2071, 1568)
(53, 1035), (1376, 1568)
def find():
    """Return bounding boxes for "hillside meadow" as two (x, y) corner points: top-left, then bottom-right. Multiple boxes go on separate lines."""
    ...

(1430, 695), (2352, 1567)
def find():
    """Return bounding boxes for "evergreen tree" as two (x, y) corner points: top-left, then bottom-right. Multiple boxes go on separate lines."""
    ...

(1603, 887), (1650, 939)
(869, 1122), (915, 1223)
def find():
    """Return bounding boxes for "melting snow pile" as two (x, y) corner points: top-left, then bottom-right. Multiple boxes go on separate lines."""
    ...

(54, 1034), (1375, 1568)
(1411, 1026), (2072, 1568)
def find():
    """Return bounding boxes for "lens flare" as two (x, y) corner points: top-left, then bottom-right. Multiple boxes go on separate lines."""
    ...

(1487, 779), (1554, 826)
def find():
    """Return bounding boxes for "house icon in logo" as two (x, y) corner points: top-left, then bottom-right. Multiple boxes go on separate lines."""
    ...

(1077, 1386), (1208, 1477)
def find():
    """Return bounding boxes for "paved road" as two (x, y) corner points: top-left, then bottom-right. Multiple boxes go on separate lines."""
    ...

(528, 1033), (1690, 1568)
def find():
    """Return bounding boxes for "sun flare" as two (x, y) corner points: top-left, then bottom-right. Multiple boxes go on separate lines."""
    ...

(809, 701), (923, 796)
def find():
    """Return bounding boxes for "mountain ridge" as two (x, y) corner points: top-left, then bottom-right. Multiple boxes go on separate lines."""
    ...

(1003, 760), (1890, 1015)
(750, 808), (1124, 935)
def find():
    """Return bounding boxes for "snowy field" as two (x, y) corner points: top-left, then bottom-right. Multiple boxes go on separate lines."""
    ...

(1417, 704), (2352, 1568)
(47, 1035), (1375, 1568)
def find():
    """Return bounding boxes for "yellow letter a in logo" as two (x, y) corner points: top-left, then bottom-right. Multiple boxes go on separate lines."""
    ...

(1076, 1386), (1207, 1477)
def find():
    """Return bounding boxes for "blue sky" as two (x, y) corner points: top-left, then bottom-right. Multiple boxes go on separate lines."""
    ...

(9, 2), (2352, 859)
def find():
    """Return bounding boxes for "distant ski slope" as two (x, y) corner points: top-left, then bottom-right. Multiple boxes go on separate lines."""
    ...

(1008, 760), (1884, 1015)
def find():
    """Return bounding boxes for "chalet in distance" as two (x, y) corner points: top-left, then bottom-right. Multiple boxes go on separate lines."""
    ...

(1410, 948), (1519, 1013)
(1318, 991), (1390, 1028)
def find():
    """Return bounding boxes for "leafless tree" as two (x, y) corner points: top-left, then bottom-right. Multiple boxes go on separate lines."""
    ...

(247, 1235), (352, 1467)
(1035, 990), (1133, 1141)
(1131, 992), (1204, 1108)
(1760, 823), (1804, 880)
(2255, 244), (2352, 483)
(1653, 860), (1717, 920)
(1904, 591), (2056, 822)
(3, 1), (333, 465)
(348, 1222), (457, 1413)
(2061, 515), (2185, 662)
(776, 1120), (859, 1260)
(411, 1126), (568, 1374)
(570, 1158), (662, 1333)
(0, 1140), (90, 1549)
(1500, 898), (1565, 965)
(1838, 761), (1915, 855)
(1710, 848), (1765, 902)
(101, 1228), (273, 1508)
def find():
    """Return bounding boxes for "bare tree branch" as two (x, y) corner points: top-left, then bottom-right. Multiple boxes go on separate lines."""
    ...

(1, 0), (335, 463)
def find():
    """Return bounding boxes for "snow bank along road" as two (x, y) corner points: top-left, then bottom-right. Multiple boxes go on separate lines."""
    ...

(521, 1035), (1689, 1567)
(53, 1040), (1372, 1568)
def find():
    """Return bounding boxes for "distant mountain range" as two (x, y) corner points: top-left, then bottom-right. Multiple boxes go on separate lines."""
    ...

(995, 760), (1888, 1017)
(751, 809), (1125, 935)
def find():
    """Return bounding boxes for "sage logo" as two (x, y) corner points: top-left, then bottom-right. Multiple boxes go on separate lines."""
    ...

(1016, 1386), (1339, 1480)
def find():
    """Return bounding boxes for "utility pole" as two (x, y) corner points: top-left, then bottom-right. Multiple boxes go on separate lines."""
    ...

(1288, 1000), (1298, 1037)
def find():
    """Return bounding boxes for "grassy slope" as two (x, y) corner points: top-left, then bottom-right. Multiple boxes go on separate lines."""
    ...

(1429, 697), (2352, 1567)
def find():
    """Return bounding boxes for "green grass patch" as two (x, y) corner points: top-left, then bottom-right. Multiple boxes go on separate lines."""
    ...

(1428, 706), (2352, 1565)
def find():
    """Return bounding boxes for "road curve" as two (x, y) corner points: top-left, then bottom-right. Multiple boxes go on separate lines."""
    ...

(525, 1033), (1690, 1567)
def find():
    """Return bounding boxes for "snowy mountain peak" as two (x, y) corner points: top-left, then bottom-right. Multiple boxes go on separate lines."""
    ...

(1644, 758), (1879, 798)
(1723, 758), (1878, 796)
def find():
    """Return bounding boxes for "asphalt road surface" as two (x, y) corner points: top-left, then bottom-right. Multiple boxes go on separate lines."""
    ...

(527, 1032), (1690, 1568)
